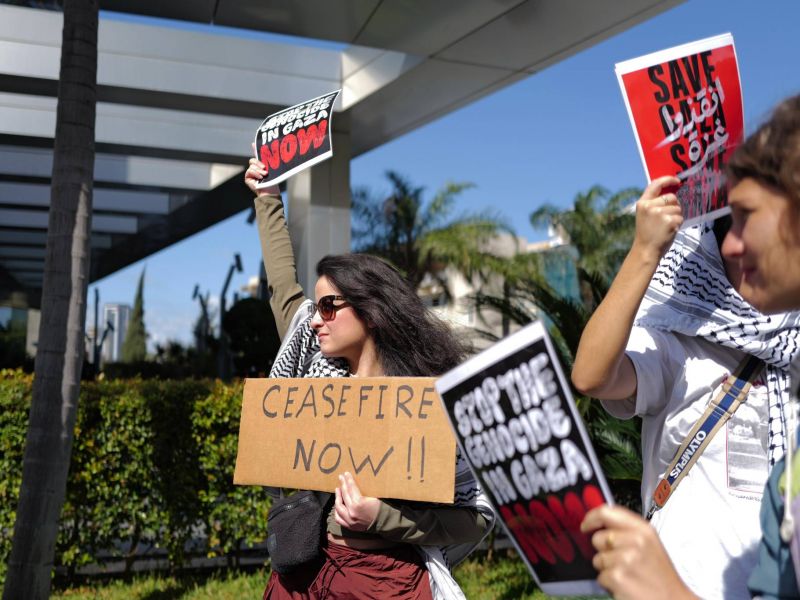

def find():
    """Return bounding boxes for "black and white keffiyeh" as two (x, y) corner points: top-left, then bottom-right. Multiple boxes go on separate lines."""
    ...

(269, 300), (496, 600)
(634, 224), (800, 466)
(269, 300), (349, 379)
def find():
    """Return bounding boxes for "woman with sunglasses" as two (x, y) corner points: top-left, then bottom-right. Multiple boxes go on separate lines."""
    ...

(245, 158), (494, 600)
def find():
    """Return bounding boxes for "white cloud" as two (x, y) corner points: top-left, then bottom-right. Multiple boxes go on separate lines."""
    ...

(146, 311), (195, 353)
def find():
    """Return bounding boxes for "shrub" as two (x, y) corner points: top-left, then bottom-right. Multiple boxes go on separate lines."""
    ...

(193, 380), (269, 563)
(0, 369), (32, 584)
(0, 370), (271, 585)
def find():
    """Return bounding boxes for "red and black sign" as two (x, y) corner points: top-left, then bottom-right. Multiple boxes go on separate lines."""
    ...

(617, 34), (744, 227)
(254, 90), (340, 188)
(436, 322), (613, 596)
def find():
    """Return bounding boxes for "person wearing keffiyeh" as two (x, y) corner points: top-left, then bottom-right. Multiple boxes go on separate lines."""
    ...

(571, 172), (800, 600)
(244, 157), (495, 600)
(721, 93), (800, 600)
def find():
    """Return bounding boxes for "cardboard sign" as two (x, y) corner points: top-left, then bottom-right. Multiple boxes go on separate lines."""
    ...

(616, 34), (744, 227)
(254, 90), (341, 188)
(234, 377), (456, 504)
(436, 321), (613, 597)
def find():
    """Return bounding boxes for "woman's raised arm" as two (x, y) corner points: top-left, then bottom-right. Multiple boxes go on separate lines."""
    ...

(571, 176), (682, 400)
(245, 158), (307, 339)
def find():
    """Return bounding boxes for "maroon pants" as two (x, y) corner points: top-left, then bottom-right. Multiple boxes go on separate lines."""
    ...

(263, 541), (433, 600)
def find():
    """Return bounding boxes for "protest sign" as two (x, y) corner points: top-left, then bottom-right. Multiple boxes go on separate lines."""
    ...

(254, 90), (340, 188)
(234, 377), (456, 503)
(436, 321), (613, 596)
(616, 33), (744, 227)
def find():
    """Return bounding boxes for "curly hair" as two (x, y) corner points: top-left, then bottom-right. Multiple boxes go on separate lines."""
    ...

(727, 94), (800, 213)
(316, 254), (469, 376)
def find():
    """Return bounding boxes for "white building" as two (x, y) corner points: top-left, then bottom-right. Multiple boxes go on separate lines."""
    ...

(419, 231), (580, 352)
(101, 304), (131, 364)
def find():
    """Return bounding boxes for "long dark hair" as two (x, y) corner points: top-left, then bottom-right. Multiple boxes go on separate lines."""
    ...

(316, 254), (469, 376)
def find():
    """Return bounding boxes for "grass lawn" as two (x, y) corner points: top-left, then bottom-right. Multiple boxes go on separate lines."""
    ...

(51, 552), (585, 599)
(52, 567), (267, 600)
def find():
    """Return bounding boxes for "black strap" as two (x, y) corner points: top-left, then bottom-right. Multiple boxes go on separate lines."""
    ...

(266, 487), (331, 506)
(265, 486), (283, 500)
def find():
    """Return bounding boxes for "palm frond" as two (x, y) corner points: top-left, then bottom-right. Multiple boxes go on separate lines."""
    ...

(423, 181), (475, 229)
(350, 173), (507, 289)
(588, 414), (643, 481)
(529, 203), (563, 230)
(472, 291), (537, 329)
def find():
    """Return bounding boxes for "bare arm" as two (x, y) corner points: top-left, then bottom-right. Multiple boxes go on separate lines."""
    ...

(571, 176), (682, 401)
(245, 158), (306, 339)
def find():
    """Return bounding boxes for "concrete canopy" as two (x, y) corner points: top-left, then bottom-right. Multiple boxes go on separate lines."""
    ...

(0, 0), (681, 308)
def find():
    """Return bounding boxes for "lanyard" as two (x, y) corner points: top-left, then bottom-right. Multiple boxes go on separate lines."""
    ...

(646, 354), (765, 520)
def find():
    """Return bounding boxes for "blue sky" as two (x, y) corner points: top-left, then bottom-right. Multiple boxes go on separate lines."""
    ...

(91, 0), (800, 350)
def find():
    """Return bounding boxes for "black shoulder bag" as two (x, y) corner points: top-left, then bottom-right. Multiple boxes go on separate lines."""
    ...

(266, 488), (332, 575)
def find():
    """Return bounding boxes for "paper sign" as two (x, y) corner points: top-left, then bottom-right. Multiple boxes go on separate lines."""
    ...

(254, 90), (341, 188)
(436, 321), (614, 596)
(234, 377), (456, 504)
(616, 33), (744, 227)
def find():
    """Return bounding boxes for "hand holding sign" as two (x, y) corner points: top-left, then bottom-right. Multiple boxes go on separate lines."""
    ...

(334, 471), (381, 532)
(581, 505), (697, 600)
(245, 143), (280, 197)
(245, 156), (279, 197)
(632, 175), (683, 263)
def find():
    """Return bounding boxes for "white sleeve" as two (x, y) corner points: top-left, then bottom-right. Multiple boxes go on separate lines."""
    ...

(602, 326), (683, 419)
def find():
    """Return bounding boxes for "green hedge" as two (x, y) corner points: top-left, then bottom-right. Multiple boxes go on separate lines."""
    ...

(0, 370), (270, 584)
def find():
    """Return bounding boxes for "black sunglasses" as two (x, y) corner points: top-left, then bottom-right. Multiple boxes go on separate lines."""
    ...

(313, 295), (350, 321)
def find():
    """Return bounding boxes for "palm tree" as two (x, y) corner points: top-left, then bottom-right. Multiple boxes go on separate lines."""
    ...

(530, 184), (640, 297)
(470, 185), (645, 508)
(3, 0), (98, 597)
(473, 264), (643, 508)
(351, 171), (507, 293)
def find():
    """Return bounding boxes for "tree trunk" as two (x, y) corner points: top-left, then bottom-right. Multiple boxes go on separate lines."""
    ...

(3, 1), (98, 597)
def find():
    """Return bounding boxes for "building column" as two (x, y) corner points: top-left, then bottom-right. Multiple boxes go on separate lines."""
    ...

(286, 126), (351, 295)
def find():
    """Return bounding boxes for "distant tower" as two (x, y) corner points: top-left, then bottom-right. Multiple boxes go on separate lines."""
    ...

(101, 304), (131, 364)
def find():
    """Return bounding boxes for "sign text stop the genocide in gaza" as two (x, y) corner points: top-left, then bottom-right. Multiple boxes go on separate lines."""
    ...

(234, 377), (457, 503)
(453, 353), (594, 505)
(436, 321), (613, 595)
